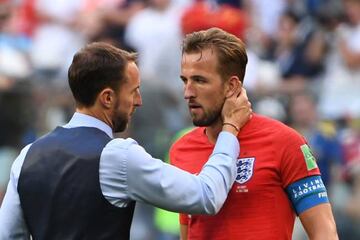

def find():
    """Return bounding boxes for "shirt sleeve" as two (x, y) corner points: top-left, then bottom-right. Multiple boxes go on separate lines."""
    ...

(279, 129), (321, 188)
(278, 128), (329, 214)
(0, 145), (31, 240)
(100, 131), (239, 214)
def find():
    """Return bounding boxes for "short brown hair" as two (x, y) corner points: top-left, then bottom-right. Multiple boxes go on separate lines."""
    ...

(182, 27), (248, 82)
(68, 42), (137, 107)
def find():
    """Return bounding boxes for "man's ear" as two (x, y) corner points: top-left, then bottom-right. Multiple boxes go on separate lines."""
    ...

(98, 88), (115, 109)
(225, 76), (242, 98)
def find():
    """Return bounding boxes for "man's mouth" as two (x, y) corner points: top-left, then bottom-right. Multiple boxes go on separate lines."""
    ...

(188, 101), (201, 108)
(188, 103), (202, 115)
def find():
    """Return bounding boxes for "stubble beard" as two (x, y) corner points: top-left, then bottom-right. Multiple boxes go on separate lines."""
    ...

(113, 114), (128, 133)
(112, 101), (129, 133)
(192, 106), (222, 127)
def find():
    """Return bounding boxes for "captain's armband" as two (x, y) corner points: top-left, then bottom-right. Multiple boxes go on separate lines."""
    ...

(286, 175), (329, 215)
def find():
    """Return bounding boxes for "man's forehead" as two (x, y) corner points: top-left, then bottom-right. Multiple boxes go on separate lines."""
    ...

(123, 61), (140, 85)
(182, 48), (217, 64)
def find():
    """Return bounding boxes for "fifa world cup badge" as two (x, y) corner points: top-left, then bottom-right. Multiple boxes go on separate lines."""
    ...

(300, 144), (318, 171)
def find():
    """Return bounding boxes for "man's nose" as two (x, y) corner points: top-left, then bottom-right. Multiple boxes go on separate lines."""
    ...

(135, 93), (142, 107)
(184, 82), (195, 99)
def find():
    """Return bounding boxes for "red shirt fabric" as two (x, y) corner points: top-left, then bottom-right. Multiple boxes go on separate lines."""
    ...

(170, 114), (321, 240)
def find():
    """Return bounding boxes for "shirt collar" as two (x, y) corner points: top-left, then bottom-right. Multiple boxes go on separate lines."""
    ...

(63, 112), (113, 138)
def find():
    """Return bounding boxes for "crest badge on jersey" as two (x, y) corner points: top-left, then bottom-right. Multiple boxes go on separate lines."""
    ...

(235, 157), (255, 184)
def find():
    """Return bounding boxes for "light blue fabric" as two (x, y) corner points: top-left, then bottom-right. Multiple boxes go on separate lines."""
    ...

(0, 112), (240, 239)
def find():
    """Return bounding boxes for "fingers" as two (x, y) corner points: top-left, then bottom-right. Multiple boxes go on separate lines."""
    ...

(234, 85), (242, 98)
(237, 87), (253, 122)
(222, 86), (253, 131)
(237, 87), (247, 100)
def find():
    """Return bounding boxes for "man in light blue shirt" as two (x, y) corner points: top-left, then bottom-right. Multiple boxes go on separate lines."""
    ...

(0, 42), (252, 239)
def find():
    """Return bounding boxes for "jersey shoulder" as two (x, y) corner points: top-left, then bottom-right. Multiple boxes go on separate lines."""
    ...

(171, 127), (206, 150)
(248, 114), (305, 145)
(170, 127), (209, 167)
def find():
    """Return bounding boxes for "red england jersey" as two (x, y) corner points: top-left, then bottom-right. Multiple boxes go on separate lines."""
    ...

(170, 114), (321, 240)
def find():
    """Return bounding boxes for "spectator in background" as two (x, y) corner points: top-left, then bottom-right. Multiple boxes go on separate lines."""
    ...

(124, 0), (191, 158)
(319, 0), (360, 120)
(242, 0), (287, 56)
(125, 0), (190, 91)
(28, 0), (86, 84)
(272, 10), (326, 95)
(181, 0), (248, 40)
(0, 83), (35, 205)
(288, 91), (344, 189)
(6, 0), (38, 37)
(0, 2), (32, 82)
(335, 118), (360, 240)
(0, 1), (35, 205)
(76, 0), (146, 48)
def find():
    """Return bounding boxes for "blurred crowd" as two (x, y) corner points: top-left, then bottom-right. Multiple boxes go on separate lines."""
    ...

(0, 0), (359, 239)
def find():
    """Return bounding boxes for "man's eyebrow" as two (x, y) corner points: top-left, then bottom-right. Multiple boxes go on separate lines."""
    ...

(191, 75), (206, 80)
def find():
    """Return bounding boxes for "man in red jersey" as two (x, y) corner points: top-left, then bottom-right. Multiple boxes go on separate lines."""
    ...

(170, 27), (338, 240)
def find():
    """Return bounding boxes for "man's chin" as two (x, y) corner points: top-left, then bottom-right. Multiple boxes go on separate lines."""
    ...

(192, 114), (221, 127)
(113, 122), (128, 133)
(192, 119), (208, 127)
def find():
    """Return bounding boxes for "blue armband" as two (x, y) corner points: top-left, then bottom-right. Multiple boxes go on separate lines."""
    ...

(286, 175), (329, 215)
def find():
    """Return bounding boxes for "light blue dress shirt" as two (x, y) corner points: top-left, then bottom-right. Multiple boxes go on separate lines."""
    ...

(0, 112), (240, 239)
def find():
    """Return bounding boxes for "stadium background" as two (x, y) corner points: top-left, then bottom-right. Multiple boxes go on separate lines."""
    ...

(0, 0), (359, 239)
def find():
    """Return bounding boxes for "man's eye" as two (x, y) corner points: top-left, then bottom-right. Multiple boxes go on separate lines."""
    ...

(195, 78), (205, 83)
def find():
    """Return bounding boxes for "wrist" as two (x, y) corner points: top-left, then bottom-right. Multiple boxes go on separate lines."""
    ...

(223, 122), (240, 132)
(222, 122), (240, 136)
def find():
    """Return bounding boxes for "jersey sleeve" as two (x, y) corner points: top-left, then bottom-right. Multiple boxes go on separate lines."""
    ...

(278, 128), (329, 215)
(279, 129), (321, 188)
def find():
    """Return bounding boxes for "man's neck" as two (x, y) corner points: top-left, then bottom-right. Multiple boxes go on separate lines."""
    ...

(76, 107), (114, 131)
(205, 120), (223, 144)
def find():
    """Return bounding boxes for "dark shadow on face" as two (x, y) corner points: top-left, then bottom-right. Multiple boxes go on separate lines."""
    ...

(112, 98), (128, 133)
